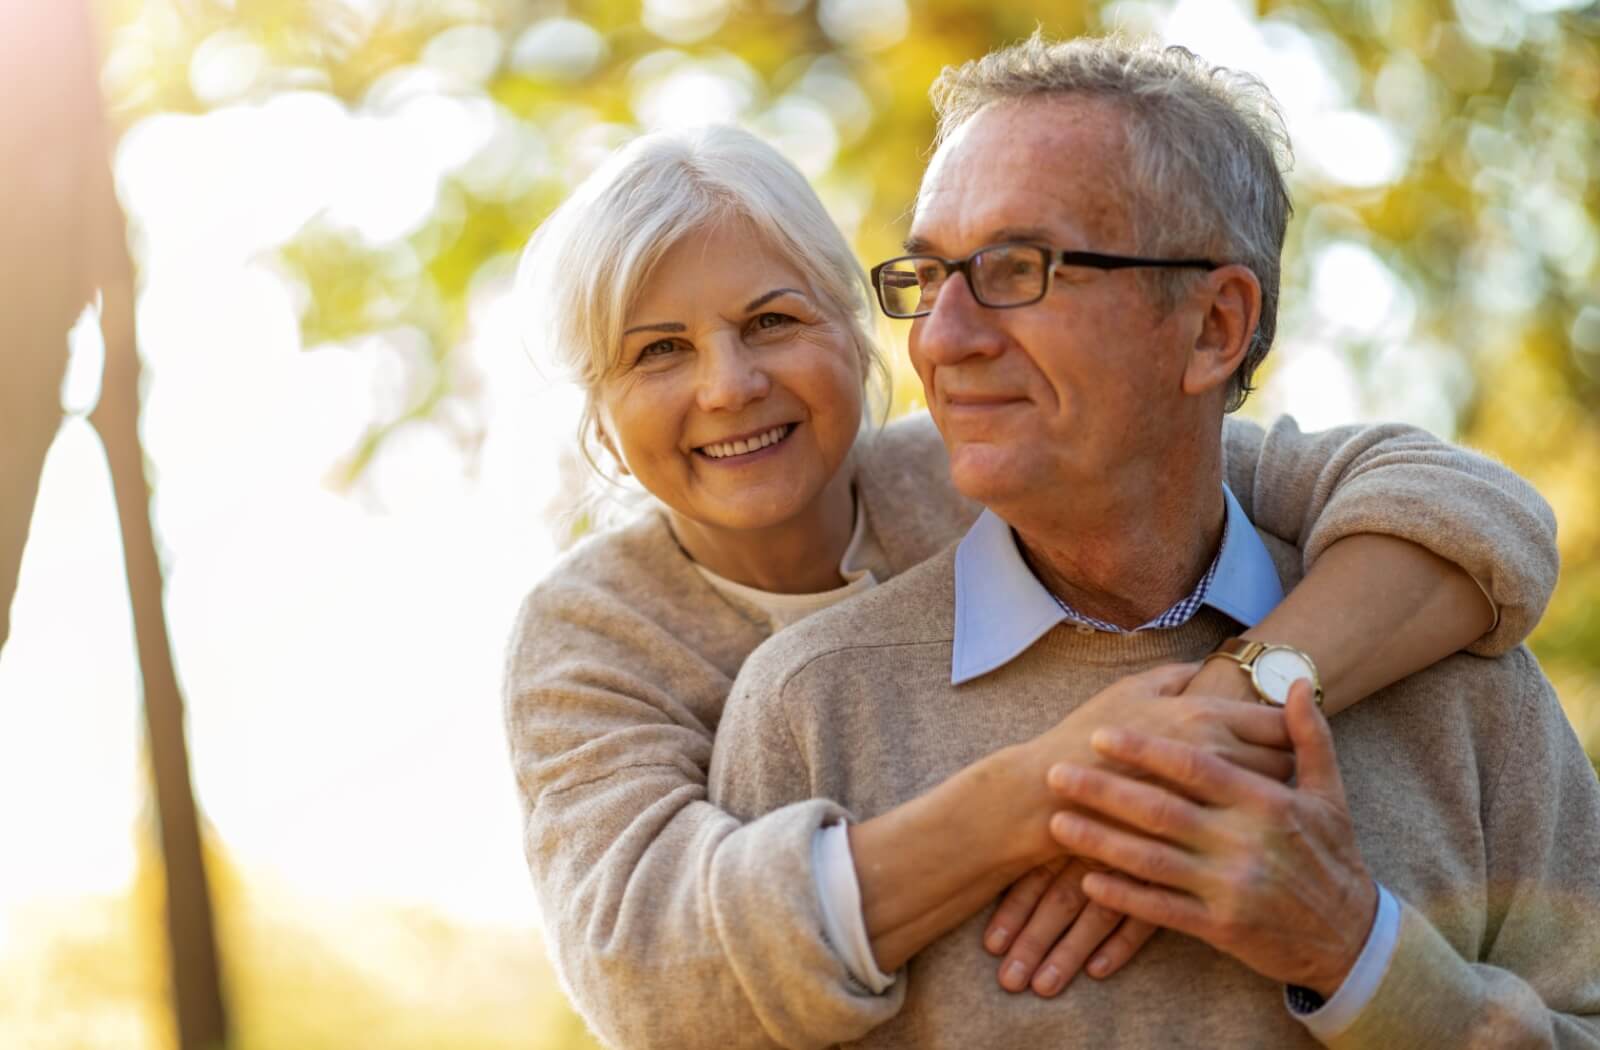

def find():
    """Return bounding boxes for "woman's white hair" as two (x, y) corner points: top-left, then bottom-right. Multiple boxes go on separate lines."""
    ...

(517, 124), (889, 487)
(929, 33), (1295, 411)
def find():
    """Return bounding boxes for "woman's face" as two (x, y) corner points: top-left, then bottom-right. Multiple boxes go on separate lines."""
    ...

(597, 220), (865, 533)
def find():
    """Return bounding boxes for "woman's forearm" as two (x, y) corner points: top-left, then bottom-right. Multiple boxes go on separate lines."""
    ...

(849, 744), (1054, 971)
(1186, 532), (1496, 714)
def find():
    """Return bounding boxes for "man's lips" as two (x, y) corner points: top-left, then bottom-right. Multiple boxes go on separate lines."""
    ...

(942, 393), (1028, 410)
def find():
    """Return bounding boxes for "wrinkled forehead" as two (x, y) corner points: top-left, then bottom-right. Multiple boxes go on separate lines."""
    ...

(912, 96), (1137, 252)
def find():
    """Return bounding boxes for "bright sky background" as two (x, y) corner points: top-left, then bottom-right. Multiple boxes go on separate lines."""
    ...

(0, 0), (1478, 958)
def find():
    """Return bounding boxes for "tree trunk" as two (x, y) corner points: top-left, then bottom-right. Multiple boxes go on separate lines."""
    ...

(0, 3), (230, 1046)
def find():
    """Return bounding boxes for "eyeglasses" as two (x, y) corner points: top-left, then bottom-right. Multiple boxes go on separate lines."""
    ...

(869, 242), (1223, 319)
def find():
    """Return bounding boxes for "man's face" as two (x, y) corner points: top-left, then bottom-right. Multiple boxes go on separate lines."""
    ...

(907, 96), (1200, 515)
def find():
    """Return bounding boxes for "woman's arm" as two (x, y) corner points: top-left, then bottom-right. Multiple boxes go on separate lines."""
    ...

(505, 564), (903, 1050)
(878, 415), (1558, 991)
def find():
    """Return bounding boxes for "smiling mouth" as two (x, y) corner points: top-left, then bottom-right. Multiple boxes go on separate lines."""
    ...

(696, 423), (796, 460)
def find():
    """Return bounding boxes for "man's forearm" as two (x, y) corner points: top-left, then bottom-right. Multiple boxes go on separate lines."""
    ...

(850, 744), (1054, 971)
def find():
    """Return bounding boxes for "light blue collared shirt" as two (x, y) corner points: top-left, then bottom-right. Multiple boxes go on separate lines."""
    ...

(942, 483), (1399, 1032)
(951, 485), (1284, 685)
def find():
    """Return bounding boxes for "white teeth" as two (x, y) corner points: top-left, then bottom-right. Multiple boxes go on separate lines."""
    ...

(701, 424), (791, 460)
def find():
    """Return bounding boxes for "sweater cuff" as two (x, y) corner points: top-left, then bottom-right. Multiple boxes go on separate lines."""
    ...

(812, 822), (897, 994)
(1286, 883), (1399, 1042)
(1318, 896), (1485, 1049)
(711, 799), (907, 1047)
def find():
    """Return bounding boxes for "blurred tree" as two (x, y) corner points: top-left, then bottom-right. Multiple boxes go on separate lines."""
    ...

(90, 0), (1598, 758)
(0, 2), (230, 1047)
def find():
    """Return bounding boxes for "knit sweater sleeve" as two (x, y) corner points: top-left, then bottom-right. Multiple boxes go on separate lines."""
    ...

(504, 552), (902, 1050)
(1220, 415), (1558, 655)
(1324, 655), (1600, 1049)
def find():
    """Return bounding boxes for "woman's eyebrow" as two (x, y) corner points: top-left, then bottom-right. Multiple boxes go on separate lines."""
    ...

(622, 321), (687, 337)
(744, 287), (804, 312)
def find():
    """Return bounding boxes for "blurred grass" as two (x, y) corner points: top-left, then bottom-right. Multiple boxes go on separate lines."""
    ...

(0, 834), (603, 1050)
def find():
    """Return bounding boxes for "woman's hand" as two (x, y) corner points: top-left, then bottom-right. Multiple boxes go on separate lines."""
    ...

(983, 662), (1296, 995)
(983, 857), (1159, 996)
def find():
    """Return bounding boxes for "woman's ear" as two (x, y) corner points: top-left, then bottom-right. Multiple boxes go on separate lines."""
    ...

(1181, 264), (1262, 399)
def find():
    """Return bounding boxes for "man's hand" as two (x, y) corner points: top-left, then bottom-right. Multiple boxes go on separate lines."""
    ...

(1044, 682), (1379, 998)
(982, 662), (1294, 996)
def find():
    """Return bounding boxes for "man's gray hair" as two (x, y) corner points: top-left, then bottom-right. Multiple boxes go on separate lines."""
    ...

(930, 33), (1293, 410)
(518, 125), (889, 481)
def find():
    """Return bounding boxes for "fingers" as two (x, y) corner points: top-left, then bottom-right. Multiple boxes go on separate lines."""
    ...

(1026, 902), (1123, 997)
(1089, 727), (1264, 806)
(1222, 741), (1296, 783)
(1049, 810), (1203, 891)
(985, 860), (1067, 956)
(1210, 700), (1291, 749)
(994, 860), (1090, 991)
(1084, 917), (1158, 981)
(1285, 680), (1347, 805)
(1048, 764), (1206, 846)
(1080, 871), (1210, 940)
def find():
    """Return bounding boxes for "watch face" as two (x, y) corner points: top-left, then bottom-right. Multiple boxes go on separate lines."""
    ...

(1251, 647), (1315, 705)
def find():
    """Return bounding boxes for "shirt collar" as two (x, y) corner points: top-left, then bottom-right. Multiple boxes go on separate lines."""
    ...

(950, 485), (1284, 685)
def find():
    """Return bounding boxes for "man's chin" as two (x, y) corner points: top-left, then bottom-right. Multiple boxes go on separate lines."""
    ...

(947, 446), (1034, 510)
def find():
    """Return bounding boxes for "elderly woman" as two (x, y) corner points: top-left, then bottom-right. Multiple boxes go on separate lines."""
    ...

(503, 125), (1555, 1050)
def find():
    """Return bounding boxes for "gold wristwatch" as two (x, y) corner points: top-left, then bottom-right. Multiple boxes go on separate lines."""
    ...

(1204, 637), (1324, 707)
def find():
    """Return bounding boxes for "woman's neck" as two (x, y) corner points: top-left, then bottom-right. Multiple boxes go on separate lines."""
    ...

(667, 464), (858, 595)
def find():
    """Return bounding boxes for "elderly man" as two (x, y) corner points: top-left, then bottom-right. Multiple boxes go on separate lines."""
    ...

(709, 36), (1600, 1049)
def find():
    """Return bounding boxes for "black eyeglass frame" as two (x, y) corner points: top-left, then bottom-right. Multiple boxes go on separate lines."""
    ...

(869, 242), (1224, 319)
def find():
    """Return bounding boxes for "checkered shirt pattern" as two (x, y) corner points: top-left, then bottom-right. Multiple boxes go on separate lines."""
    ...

(1048, 515), (1230, 633)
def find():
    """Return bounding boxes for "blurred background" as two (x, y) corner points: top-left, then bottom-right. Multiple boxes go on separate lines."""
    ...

(0, 0), (1596, 1046)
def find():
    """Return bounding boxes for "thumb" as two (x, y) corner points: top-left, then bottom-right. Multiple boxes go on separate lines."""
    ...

(1136, 661), (1204, 697)
(1286, 680), (1346, 805)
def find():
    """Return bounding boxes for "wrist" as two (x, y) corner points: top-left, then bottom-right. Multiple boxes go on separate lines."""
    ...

(1185, 656), (1259, 703)
(1304, 877), (1380, 999)
(962, 742), (1060, 871)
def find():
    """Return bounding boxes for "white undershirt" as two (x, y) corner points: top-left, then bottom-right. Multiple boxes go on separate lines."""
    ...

(693, 500), (877, 632)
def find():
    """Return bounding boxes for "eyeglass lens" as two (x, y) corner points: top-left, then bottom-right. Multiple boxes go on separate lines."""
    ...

(876, 245), (1050, 317)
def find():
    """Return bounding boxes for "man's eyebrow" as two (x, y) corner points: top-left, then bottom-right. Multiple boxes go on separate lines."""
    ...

(622, 321), (687, 337)
(744, 287), (805, 312)
(903, 228), (1060, 256)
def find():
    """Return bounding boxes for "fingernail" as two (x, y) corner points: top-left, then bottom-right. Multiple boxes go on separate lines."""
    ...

(1088, 954), (1110, 978)
(1035, 964), (1061, 994)
(1003, 960), (1028, 989)
(1091, 728), (1119, 751)
(986, 927), (1009, 953)
(1048, 763), (1070, 790)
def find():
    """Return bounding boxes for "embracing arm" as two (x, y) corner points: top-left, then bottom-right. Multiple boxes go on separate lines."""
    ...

(503, 585), (901, 1050)
(1221, 415), (1557, 682)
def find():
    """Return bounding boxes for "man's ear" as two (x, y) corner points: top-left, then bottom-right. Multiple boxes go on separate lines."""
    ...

(1181, 264), (1261, 398)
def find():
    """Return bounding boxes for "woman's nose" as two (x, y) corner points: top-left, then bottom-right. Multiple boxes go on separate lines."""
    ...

(695, 338), (770, 413)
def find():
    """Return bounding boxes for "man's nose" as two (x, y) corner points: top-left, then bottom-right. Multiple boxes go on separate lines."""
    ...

(909, 272), (1007, 368)
(695, 337), (771, 413)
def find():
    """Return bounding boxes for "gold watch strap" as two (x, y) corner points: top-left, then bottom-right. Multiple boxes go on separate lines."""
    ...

(1205, 637), (1267, 668)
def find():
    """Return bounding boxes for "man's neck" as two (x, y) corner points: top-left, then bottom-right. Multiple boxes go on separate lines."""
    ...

(1006, 451), (1227, 631)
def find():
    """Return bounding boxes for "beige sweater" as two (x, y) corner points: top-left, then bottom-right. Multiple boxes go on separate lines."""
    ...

(710, 536), (1600, 1050)
(502, 413), (1559, 1050)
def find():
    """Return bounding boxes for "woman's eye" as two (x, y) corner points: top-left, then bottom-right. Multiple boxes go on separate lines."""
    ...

(637, 339), (678, 361)
(752, 312), (795, 332)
